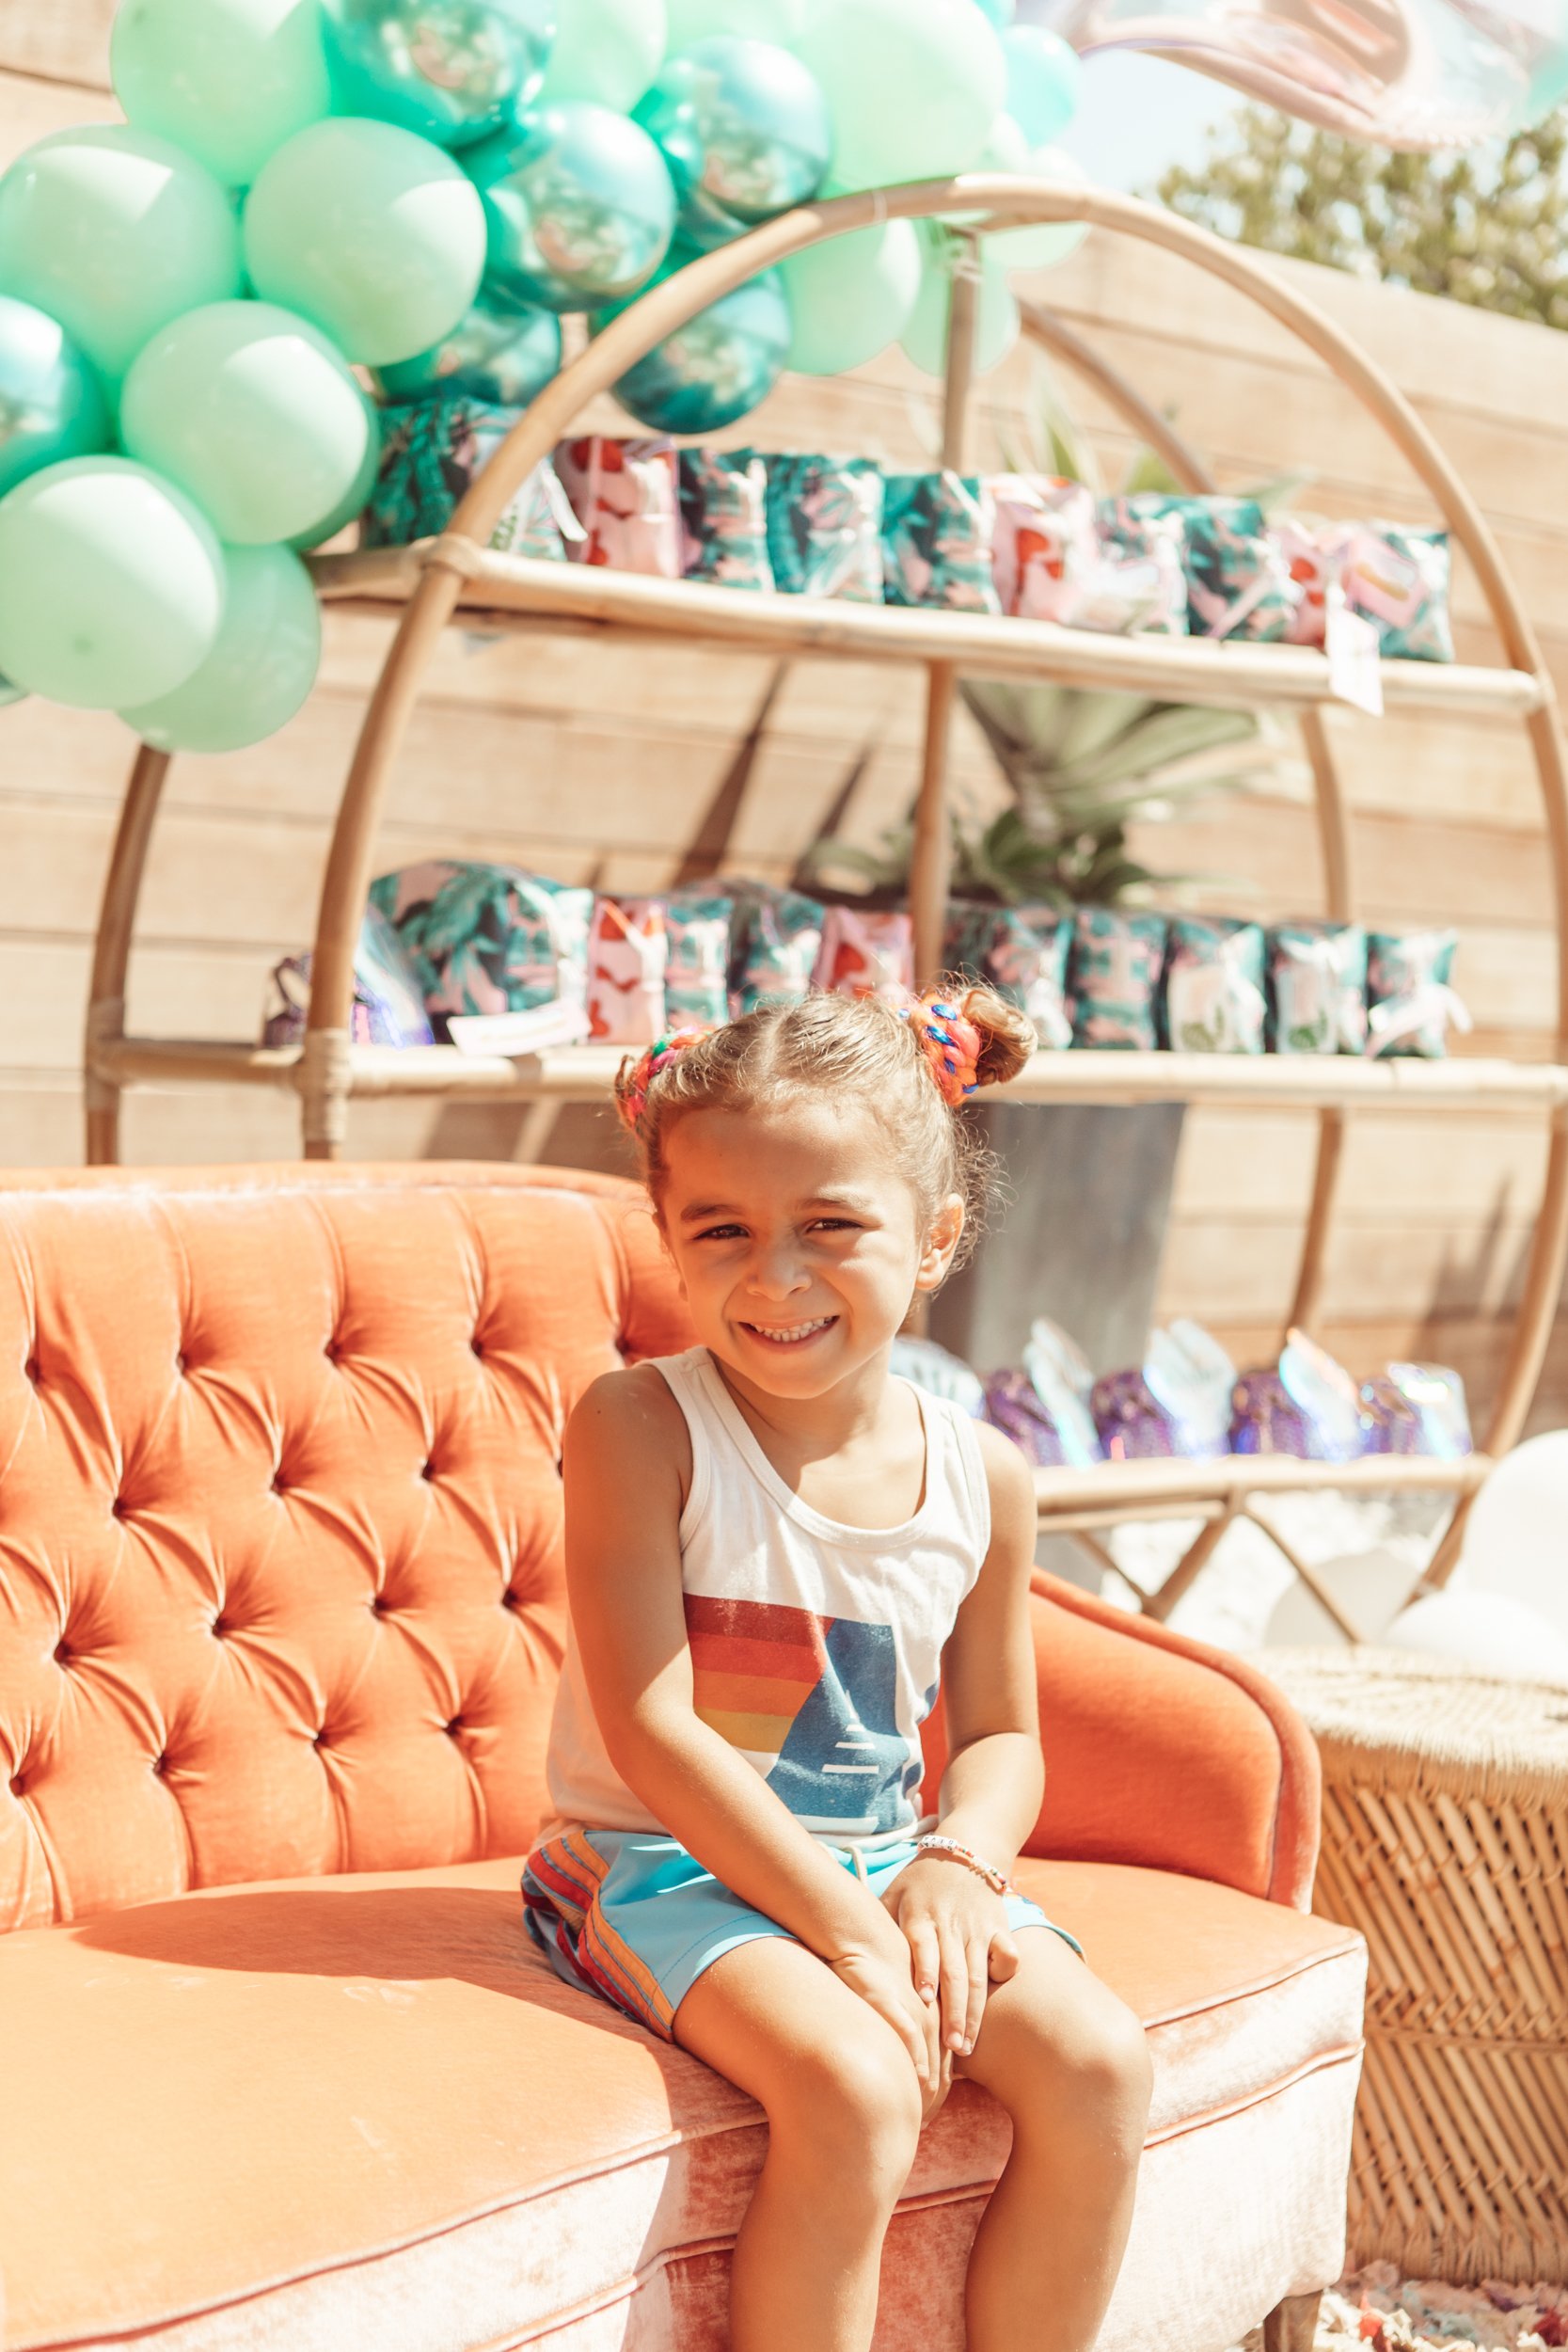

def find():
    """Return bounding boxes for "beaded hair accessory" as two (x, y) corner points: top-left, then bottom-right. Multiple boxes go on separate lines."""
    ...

(615, 1029), (707, 1133)
(900, 994), (983, 1107)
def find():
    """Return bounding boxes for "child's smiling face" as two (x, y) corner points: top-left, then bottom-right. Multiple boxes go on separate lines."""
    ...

(657, 1094), (964, 1397)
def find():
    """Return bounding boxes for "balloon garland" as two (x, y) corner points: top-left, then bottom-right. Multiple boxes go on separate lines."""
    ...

(0, 0), (1093, 751)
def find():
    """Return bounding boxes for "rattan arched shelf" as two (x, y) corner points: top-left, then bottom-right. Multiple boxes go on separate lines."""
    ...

(83, 176), (1568, 1598)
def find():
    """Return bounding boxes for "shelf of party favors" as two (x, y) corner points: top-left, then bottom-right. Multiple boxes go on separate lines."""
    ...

(92, 1039), (1568, 1116)
(309, 539), (1545, 722)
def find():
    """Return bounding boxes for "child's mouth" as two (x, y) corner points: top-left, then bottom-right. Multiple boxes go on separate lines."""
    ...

(740, 1315), (839, 1350)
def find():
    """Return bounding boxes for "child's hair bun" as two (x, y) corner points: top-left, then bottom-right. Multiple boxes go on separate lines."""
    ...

(956, 983), (1038, 1089)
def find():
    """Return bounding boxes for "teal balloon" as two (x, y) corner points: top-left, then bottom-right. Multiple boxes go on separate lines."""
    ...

(110, 0), (332, 189)
(0, 296), (111, 500)
(121, 543), (322, 753)
(0, 457), (225, 710)
(974, 0), (1015, 23)
(467, 102), (675, 312)
(988, 144), (1090, 268)
(321, 0), (557, 149)
(290, 405), (383, 547)
(601, 250), (790, 431)
(1000, 24), (1081, 146)
(541, 0), (667, 108)
(0, 126), (243, 386)
(245, 118), (485, 363)
(780, 209), (920, 373)
(794, 0), (1004, 189)
(901, 227), (1017, 376)
(119, 299), (375, 546)
(377, 283), (562, 402)
(634, 37), (830, 249)
(664, 0), (806, 41)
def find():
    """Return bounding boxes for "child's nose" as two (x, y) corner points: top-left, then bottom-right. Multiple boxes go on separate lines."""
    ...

(747, 1245), (809, 1297)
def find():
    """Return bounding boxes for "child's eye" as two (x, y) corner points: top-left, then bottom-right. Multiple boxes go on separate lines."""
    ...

(810, 1218), (861, 1233)
(695, 1223), (746, 1243)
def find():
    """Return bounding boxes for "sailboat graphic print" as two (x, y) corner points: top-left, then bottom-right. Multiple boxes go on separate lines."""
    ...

(685, 1594), (918, 1835)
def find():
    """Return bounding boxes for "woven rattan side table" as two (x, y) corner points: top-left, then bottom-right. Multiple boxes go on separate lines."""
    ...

(1259, 1649), (1568, 2285)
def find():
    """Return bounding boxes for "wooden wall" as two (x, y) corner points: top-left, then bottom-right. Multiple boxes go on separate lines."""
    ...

(3, 5), (1567, 1427)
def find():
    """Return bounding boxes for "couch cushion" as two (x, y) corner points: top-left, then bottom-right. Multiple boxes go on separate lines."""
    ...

(0, 1169), (689, 1932)
(0, 1852), (1364, 2352)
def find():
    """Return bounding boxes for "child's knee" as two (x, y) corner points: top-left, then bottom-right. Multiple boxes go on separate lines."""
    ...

(999, 1984), (1154, 2151)
(766, 2026), (923, 2193)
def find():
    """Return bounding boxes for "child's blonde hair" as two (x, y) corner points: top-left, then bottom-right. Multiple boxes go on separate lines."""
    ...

(614, 984), (1036, 1274)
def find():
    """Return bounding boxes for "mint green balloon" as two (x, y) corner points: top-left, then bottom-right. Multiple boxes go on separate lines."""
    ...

(901, 228), (1017, 376)
(0, 295), (111, 498)
(794, 0), (1004, 190)
(289, 402), (382, 548)
(989, 144), (1090, 270)
(781, 211), (921, 374)
(0, 457), (225, 709)
(664, 0), (806, 42)
(0, 126), (243, 385)
(120, 299), (374, 546)
(111, 0), (332, 189)
(244, 117), (485, 364)
(1000, 24), (1081, 147)
(122, 543), (321, 753)
(542, 0), (667, 107)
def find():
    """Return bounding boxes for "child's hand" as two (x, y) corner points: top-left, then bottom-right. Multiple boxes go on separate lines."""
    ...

(828, 1943), (950, 2120)
(882, 1856), (1021, 2061)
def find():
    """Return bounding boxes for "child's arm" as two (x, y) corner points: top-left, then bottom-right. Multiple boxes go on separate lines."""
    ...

(564, 1369), (943, 2099)
(882, 1422), (1045, 2058)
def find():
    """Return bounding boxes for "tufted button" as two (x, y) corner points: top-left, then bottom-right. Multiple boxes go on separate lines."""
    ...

(501, 1589), (519, 1613)
(212, 1614), (230, 1641)
(151, 1753), (168, 1777)
(445, 1716), (465, 1738)
(24, 1356), (40, 1387)
(312, 1728), (328, 1750)
(111, 1496), (130, 1521)
(175, 1352), (189, 1377)
(370, 1594), (390, 1617)
(420, 1460), (436, 1483)
(8, 1772), (25, 1800)
(272, 1471), (288, 1497)
(53, 1640), (71, 1668)
(470, 1336), (485, 1359)
(325, 1335), (342, 1364)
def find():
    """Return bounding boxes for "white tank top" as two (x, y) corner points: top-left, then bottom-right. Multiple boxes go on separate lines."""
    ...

(544, 1346), (992, 1851)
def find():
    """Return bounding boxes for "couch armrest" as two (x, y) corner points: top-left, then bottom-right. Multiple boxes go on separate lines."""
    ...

(1023, 1573), (1322, 1911)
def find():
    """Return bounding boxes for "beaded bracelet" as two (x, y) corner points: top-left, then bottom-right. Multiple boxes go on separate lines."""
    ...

(912, 1834), (1018, 1899)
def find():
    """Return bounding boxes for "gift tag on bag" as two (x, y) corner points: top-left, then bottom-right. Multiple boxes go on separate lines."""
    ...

(1325, 583), (1384, 716)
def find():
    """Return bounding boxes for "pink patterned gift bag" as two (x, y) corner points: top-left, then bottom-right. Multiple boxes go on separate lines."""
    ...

(588, 899), (669, 1044)
(990, 475), (1099, 624)
(813, 906), (915, 1003)
(554, 437), (683, 577)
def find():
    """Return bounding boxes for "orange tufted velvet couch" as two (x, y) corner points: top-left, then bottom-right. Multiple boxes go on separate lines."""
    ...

(0, 1164), (1365, 2352)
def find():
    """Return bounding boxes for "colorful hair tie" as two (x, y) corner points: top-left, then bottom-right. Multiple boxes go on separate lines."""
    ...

(900, 994), (983, 1107)
(616, 1029), (707, 1133)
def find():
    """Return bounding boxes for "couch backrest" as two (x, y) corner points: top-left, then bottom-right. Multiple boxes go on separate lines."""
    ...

(0, 1166), (690, 1932)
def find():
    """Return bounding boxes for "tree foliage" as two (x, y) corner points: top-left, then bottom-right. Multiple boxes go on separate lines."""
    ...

(1157, 107), (1568, 331)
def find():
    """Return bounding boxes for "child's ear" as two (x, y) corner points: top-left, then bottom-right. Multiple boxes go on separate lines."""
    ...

(915, 1194), (966, 1292)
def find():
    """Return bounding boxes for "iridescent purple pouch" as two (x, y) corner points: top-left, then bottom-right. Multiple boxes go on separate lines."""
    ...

(1021, 1319), (1102, 1468)
(1092, 1369), (1180, 1461)
(1371, 1362), (1473, 1458)
(1230, 1331), (1366, 1462)
(984, 1368), (1074, 1467)
(1357, 1376), (1424, 1456)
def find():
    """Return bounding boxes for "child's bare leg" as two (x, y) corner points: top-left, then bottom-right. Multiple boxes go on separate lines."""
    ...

(674, 1936), (923, 2352)
(957, 1930), (1153, 2352)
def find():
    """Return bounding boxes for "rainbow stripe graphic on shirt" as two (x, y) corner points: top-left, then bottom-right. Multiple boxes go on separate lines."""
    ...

(685, 1594), (920, 1836)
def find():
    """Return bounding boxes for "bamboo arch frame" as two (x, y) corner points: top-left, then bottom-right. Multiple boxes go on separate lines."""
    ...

(85, 176), (1568, 1534)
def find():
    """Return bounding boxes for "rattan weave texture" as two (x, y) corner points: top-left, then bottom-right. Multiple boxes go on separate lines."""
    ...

(1260, 1649), (1568, 2286)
